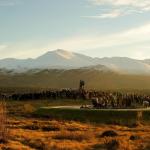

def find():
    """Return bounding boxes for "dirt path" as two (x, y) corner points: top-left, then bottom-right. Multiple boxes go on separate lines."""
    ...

(43, 106), (150, 111)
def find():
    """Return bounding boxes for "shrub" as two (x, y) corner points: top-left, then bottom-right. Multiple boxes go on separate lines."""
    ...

(101, 130), (118, 137)
(135, 111), (143, 126)
(0, 101), (8, 143)
(23, 138), (47, 150)
(23, 103), (36, 114)
(42, 125), (60, 131)
(105, 139), (119, 150)
(130, 135), (141, 141)
(144, 145), (150, 150)
(53, 131), (93, 141)
(22, 124), (40, 130)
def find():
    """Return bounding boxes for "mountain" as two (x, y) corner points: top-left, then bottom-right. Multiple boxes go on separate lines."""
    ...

(142, 59), (150, 65)
(95, 57), (150, 74)
(0, 49), (150, 74)
(80, 64), (112, 72)
(34, 49), (95, 68)
(0, 58), (34, 71)
(0, 49), (96, 70)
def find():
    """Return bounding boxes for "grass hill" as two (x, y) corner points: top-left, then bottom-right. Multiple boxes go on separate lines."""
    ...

(0, 68), (150, 91)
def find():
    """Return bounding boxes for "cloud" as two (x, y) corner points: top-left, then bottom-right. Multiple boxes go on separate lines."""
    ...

(0, 0), (21, 6)
(82, 9), (123, 19)
(0, 45), (7, 50)
(44, 22), (150, 53)
(1, 22), (150, 59)
(87, 0), (150, 19)
(90, 0), (150, 10)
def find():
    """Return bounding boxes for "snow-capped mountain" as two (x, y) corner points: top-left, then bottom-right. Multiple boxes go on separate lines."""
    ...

(0, 49), (95, 70)
(95, 57), (150, 74)
(0, 49), (150, 74)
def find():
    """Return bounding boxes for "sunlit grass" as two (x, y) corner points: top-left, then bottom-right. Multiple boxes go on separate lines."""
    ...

(1, 100), (150, 149)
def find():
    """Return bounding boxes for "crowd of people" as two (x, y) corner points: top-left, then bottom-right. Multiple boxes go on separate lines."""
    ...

(0, 88), (150, 108)
(90, 91), (150, 108)
(0, 89), (85, 100)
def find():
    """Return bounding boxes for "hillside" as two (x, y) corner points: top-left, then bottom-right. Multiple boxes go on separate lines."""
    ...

(1, 69), (150, 90)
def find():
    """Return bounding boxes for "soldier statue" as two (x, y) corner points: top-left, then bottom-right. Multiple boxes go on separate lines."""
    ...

(79, 80), (85, 91)
(79, 80), (86, 100)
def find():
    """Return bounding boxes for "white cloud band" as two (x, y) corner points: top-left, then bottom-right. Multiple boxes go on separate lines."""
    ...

(87, 0), (150, 19)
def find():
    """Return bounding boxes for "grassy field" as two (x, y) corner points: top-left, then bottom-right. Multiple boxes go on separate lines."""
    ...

(0, 99), (150, 149)
(6, 99), (90, 116)
(35, 107), (150, 126)
(6, 99), (150, 126)
(2, 117), (150, 150)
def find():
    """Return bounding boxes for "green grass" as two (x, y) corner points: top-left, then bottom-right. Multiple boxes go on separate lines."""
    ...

(142, 111), (150, 123)
(34, 108), (140, 126)
(6, 99), (90, 107)
(5, 99), (90, 117)
(5, 99), (150, 126)
(34, 107), (150, 126)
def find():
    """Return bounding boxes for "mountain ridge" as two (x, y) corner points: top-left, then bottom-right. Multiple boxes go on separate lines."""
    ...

(0, 49), (150, 74)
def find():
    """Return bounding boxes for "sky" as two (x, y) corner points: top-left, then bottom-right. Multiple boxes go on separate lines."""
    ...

(0, 0), (150, 59)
